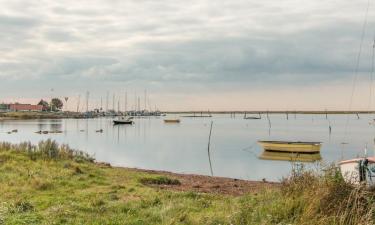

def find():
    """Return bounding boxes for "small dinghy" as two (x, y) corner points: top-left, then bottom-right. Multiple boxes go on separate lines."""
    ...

(113, 117), (134, 125)
(244, 112), (261, 120)
(258, 141), (322, 153)
(164, 119), (180, 123)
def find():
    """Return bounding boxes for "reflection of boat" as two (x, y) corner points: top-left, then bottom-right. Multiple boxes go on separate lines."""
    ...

(244, 116), (261, 120)
(182, 115), (212, 118)
(113, 117), (134, 125)
(258, 141), (321, 153)
(164, 119), (180, 123)
(339, 156), (375, 186)
(259, 151), (322, 162)
(49, 130), (63, 134)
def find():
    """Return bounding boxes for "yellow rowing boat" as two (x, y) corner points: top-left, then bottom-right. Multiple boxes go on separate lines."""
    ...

(258, 141), (321, 153)
(164, 119), (180, 123)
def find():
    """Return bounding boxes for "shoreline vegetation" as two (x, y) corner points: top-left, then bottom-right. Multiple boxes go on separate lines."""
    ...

(0, 110), (374, 121)
(0, 140), (374, 224)
(0, 111), (85, 120)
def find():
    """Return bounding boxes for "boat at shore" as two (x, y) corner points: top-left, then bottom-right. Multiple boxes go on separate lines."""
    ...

(258, 141), (322, 153)
(339, 156), (375, 186)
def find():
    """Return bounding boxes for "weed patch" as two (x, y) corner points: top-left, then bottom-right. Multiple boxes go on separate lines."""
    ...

(139, 176), (181, 186)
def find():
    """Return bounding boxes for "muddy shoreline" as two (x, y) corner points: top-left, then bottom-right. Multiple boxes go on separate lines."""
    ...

(121, 167), (280, 196)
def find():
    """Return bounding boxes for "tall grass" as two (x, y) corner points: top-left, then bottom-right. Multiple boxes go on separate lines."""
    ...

(0, 139), (94, 162)
(235, 163), (375, 225)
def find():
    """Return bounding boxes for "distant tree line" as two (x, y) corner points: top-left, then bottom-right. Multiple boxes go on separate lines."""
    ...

(38, 98), (63, 111)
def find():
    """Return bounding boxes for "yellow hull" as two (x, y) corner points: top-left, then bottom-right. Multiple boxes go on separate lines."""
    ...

(258, 141), (321, 153)
(259, 150), (322, 162)
(164, 119), (180, 123)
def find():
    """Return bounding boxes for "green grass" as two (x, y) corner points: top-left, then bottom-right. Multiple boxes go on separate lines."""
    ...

(0, 140), (374, 225)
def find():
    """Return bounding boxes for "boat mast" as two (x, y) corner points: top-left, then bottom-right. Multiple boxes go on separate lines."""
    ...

(106, 91), (109, 113)
(76, 94), (81, 113)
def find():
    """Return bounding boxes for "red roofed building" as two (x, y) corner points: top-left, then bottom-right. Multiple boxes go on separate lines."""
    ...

(9, 104), (43, 112)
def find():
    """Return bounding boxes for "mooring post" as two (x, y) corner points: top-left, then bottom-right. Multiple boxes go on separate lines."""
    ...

(207, 121), (214, 176)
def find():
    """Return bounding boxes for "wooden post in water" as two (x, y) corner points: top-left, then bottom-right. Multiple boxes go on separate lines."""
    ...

(207, 121), (214, 176)
(266, 111), (271, 136)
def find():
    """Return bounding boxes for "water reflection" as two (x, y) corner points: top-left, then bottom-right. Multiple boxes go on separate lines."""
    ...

(0, 114), (374, 181)
(259, 151), (322, 162)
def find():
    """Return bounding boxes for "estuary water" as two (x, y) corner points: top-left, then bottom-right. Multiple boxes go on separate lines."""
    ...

(0, 114), (374, 181)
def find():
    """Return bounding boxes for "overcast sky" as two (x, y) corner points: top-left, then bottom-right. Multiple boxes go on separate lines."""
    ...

(1, 0), (375, 111)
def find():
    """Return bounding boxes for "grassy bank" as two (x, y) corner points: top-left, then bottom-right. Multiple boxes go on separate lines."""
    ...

(0, 141), (374, 224)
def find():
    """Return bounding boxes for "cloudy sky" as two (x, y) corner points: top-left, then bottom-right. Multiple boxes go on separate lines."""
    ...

(1, 0), (375, 111)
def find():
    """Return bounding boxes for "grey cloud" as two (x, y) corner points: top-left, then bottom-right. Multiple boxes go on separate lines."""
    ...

(0, 0), (374, 94)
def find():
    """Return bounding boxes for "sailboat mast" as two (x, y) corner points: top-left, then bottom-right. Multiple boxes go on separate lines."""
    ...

(76, 94), (81, 113)
(106, 91), (109, 112)
(112, 93), (115, 111)
(85, 91), (89, 112)
(144, 89), (147, 111)
(125, 91), (128, 114)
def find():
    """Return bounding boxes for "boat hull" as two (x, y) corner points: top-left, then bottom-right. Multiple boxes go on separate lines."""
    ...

(258, 141), (321, 153)
(164, 119), (180, 123)
(113, 120), (133, 125)
(339, 157), (375, 185)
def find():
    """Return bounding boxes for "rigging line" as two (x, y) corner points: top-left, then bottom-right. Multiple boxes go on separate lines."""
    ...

(343, 0), (371, 149)
(369, 37), (375, 110)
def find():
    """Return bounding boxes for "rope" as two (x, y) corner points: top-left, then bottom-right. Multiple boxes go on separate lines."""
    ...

(342, 0), (371, 159)
(369, 37), (375, 110)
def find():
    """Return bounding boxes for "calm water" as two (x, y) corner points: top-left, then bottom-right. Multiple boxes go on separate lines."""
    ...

(0, 114), (374, 181)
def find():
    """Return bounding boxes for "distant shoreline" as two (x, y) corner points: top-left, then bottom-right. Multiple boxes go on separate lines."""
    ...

(163, 110), (375, 114)
(0, 110), (374, 121)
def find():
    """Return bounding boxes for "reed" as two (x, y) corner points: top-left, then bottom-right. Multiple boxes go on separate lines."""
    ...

(0, 139), (94, 162)
(234, 164), (375, 225)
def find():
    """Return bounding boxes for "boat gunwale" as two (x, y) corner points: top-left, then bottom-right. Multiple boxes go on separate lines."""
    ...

(339, 157), (375, 165)
(263, 149), (321, 154)
(258, 140), (322, 145)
